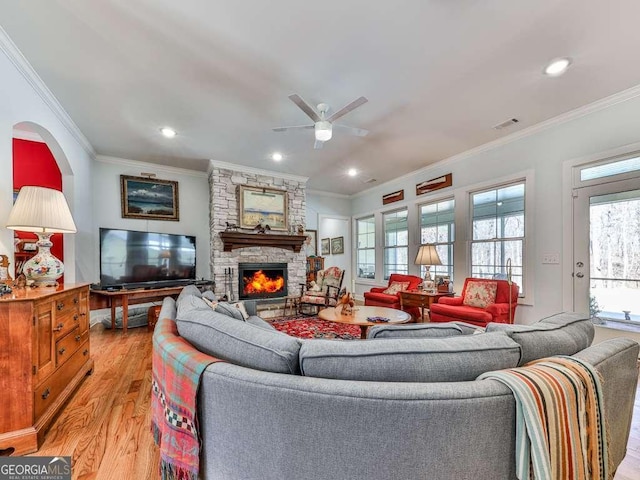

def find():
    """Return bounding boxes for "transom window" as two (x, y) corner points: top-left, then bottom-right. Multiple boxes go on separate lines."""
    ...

(356, 216), (375, 279)
(383, 209), (408, 279)
(419, 199), (455, 281)
(471, 182), (524, 290)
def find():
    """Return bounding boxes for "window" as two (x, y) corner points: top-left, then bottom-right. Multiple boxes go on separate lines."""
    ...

(419, 199), (455, 280)
(383, 209), (408, 279)
(471, 182), (524, 290)
(580, 154), (640, 182)
(356, 216), (375, 279)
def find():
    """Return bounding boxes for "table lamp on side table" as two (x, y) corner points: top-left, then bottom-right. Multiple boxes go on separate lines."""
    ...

(6, 186), (77, 287)
(415, 244), (442, 293)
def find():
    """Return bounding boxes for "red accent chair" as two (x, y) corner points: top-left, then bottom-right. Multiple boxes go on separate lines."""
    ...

(363, 274), (423, 318)
(429, 277), (519, 327)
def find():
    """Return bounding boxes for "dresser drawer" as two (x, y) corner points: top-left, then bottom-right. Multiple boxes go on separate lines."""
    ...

(34, 340), (90, 421)
(55, 326), (87, 367)
(52, 292), (81, 340)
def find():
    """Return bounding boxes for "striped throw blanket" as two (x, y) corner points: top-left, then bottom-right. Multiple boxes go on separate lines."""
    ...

(151, 317), (222, 480)
(478, 356), (611, 480)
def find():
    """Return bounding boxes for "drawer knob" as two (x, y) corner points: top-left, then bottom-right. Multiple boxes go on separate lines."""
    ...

(53, 322), (64, 332)
(42, 388), (50, 400)
(73, 298), (79, 304)
(75, 334), (81, 342)
(74, 314), (79, 321)
(83, 349), (89, 356)
(57, 302), (64, 310)
(58, 347), (66, 355)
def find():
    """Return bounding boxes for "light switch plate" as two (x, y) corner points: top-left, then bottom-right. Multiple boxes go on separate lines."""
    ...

(542, 253), (560, 264)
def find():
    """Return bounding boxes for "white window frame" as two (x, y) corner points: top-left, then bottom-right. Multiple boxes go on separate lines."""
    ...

(355, 215), (376, 280)
(468, 181), (533, 296)
(383, 207), (409, 280)
(418, 197), (455, 281)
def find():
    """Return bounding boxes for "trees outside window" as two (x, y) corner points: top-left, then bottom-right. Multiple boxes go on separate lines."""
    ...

(383, 209), (408, 279)
(356, 216), (375, 279)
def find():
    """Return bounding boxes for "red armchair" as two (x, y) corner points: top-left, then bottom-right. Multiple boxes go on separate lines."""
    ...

(363, 274), (423, 318)
(429, 277), (519, 327)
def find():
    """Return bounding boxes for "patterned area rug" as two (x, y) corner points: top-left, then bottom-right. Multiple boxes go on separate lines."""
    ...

(269, 316), (360, 340)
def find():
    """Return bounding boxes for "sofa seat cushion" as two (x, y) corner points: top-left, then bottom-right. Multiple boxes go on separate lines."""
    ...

(486, 312), (594, 366)
(299, 332), (521, 382)
(176, 309), (301, 374)
(363, 291), (399, 305)
(368, 322), (465, 339)
(430, 303), (493, 324)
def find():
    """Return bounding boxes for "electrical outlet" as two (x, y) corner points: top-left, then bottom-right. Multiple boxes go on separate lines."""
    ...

(542, 253), (560, 264)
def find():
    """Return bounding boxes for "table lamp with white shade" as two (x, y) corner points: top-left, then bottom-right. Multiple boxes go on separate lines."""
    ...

(414, 244), (442, 292)
(6, 186), (77, 286)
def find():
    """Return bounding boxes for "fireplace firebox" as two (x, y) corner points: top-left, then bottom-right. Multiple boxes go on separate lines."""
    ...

(238, 263), (288, 300)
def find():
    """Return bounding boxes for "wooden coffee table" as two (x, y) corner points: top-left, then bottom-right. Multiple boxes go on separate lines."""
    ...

(318, 305), (411, 339)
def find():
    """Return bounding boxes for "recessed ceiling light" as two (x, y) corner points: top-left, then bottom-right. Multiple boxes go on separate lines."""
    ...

(271, 152), (283, 161)
(348, 168), (358, 177)
(544, 57), (572, 77)
(160, 127), (177, 138)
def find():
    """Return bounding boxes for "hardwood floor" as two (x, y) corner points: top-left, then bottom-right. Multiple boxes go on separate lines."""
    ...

(30, 326), (640, 479)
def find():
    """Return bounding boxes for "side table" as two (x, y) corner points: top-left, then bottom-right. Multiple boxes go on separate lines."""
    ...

(399, 291), (454, 322)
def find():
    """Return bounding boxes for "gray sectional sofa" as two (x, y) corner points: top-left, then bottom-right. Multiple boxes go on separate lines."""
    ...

(155, 285), (639, 480)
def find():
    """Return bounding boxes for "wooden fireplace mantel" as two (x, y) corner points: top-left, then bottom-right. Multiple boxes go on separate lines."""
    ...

(219, 232), (307, 253)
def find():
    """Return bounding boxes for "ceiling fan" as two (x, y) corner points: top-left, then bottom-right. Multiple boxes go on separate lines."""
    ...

(273, 94), (369, 149)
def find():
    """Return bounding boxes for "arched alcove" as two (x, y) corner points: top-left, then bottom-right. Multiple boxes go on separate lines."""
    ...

(12, 121), (76, 281)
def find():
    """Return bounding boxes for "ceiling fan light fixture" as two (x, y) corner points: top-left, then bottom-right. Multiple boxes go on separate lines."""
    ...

(315, 121), (333, 142)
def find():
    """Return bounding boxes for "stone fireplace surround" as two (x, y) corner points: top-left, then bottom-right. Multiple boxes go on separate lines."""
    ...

(209, 161), (308, 302)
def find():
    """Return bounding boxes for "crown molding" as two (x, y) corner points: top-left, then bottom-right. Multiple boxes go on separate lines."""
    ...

(96, 155), (208, 178)
(209, 160), (308, 183)
(0, 26), (96, 159)
(306, 188), (350, 199)
(353, 83), (640, 199)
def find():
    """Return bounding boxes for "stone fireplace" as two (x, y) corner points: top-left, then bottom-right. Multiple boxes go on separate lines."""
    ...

(238, 262), (288, 300)
(208, 161), (308, 301)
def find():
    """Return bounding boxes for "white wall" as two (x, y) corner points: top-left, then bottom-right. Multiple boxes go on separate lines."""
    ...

(92, 156), (211, 281)
(351, 93), (640, 324)
(0, 31), (95, 282)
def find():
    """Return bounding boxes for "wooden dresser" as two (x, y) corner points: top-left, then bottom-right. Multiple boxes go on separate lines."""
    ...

(0, 284), (93, 456)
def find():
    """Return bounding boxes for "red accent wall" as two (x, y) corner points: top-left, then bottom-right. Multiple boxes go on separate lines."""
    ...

(12, 138), (64, 271)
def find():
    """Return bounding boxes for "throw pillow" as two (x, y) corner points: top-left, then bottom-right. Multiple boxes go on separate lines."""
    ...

(382, 281), (410, 295)
(215, 301), (249, 321)
(463, 281), (497, 308)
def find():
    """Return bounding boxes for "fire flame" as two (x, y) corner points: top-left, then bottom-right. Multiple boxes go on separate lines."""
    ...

(244, 270), (284, 294)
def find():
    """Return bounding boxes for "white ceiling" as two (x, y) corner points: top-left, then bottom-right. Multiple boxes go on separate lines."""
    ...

(3, 1), (640, 195)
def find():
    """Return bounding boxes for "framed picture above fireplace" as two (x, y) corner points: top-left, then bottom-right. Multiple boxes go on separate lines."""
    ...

(238, 185), (288, 231)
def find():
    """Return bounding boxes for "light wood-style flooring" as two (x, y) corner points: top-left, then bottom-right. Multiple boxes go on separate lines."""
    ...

(30, 326), (640, 479)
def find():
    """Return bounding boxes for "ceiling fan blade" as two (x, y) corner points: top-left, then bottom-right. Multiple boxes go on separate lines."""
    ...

(272, 124), (314, 132)
(327, 96), (368, 122)
(314, 139), (324, 149)
(334, 124), (369, 137)
(289, 94), (321, 122)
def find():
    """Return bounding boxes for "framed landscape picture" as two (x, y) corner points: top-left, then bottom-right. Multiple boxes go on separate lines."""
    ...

(239, 185), (288, 231)
(331, 236), (344, 255)
(321, 238), (330, 255)
(121, 175), (179, 221)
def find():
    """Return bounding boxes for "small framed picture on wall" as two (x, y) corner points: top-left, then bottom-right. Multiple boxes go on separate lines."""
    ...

(321, 238), (330, 256)
(331, 236), (344, 255)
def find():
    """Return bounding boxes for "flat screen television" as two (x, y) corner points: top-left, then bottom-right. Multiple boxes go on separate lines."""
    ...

(99, 228), (196, 289)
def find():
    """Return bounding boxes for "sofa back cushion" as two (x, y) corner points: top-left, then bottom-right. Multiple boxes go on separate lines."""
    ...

(486, 312), (594, 365)
(299, 332), (521, 382)
(176, 309), (301, 374)
(368, 322), (465, 339)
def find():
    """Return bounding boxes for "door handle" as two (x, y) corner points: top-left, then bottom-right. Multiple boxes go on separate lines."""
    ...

(576, 272), (584, 278)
